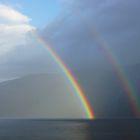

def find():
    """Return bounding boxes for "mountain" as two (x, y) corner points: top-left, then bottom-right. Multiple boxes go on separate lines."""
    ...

(0, 74), (84, 118)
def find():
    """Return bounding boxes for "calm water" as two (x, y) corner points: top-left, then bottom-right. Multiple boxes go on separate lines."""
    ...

(0, 119), (139, 140)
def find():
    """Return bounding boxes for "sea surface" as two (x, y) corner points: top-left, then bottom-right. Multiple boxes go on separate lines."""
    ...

(0, 119), (139, 140)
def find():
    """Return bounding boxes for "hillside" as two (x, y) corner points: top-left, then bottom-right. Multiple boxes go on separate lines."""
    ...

(0, 74), (84, 118)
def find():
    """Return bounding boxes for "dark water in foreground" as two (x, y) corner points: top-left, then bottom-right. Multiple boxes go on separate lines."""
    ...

(0, 119), (139, 140)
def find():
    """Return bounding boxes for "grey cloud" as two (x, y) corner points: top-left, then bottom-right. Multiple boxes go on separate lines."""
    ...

(42, 0), (140, 67)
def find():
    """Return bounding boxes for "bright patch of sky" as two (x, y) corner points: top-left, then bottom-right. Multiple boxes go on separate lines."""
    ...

(0, 0), (62, 28)
(0, 3), (59, 79)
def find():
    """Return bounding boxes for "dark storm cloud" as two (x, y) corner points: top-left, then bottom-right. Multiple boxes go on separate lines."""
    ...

(42, 0), (140, 67)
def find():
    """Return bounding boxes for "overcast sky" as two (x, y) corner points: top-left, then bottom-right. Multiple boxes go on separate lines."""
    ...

(42, 0), (140, 69)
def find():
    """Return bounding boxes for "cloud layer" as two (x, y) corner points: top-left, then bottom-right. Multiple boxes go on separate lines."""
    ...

(0, 4), (33, 56)
(42, 0), (140, 68)
(0, 4), (58, 80)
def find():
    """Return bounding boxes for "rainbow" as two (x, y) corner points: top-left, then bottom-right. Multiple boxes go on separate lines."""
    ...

(31, 30), (95, 119)
(88, 28), (140, 117)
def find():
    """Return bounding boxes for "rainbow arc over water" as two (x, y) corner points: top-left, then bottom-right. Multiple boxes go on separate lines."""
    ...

(31, 30), (95, 119)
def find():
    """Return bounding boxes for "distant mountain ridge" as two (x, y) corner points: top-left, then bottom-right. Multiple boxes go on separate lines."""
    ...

(0, 73), (84, 118)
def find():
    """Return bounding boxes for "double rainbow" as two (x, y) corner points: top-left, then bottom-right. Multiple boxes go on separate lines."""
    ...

(74, 5), (140, 117)
(32, 26), (140, 119)
(86, 26), (140, 117)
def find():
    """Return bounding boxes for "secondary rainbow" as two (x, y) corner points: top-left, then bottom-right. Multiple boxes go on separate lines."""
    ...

(88, 28), (140, 116)
(31, 30), (95, 119)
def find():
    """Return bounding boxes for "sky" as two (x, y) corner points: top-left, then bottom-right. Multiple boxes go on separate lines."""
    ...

(0, 1), (61, 80)
(0, 0), (61, 27)
(0, 0), (140, 118)
(41, 0), (140, 68)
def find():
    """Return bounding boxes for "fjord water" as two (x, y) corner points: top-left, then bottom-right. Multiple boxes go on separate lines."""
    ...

(0, 119), (140, 140)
